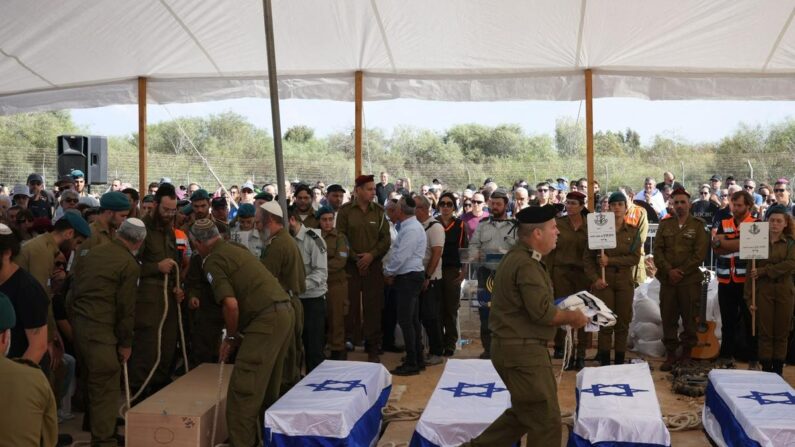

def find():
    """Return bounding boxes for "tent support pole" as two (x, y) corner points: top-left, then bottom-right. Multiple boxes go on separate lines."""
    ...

(355, 71), (363, 178)
(585, 69), (595, 211)
(262, 0), (288, 225)
(137, 77), (147, 197)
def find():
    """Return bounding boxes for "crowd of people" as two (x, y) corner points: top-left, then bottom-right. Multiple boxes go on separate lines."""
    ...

(0, 166), (793, 446)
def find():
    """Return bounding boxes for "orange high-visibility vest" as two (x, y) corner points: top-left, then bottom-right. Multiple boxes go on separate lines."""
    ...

(716, 214), (756, 284)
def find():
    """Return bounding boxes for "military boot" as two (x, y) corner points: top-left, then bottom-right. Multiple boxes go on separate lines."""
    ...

(660, 351), (677, 372)
(760, 359), (774, 373)
(597, 350), (611, 366)
(614, 352), (625, 365)
(772, 359), (785, 376)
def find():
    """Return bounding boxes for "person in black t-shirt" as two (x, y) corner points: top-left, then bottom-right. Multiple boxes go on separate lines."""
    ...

(0, 225), (48, 363)
(376, 171), (395, 206)
(26, 174), (56, 220)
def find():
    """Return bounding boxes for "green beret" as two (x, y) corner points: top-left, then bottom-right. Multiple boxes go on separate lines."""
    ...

(100, 191), (131, 211)
(181, 204), (193, 215)
(237, 203), (256, 218)
(254, 191), (272, 201)
(315, 205), (335, 220)
(190, 189), (210, 202)
(767, 204), (788, 216)
(0, 292), (16, 331)
(516, 204), (557, 224)
(70, 169), (85, 179)
(142, 194), (155, 203)
(608, 192), (627, 204)
(61, 212), (91, 238)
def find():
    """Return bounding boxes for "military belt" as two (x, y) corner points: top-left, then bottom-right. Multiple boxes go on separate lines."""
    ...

(493, 337), (547, 346)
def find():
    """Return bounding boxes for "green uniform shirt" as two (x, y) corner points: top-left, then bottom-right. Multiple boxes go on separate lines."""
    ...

(583, 222), (642, 283)
(653, 215), (709, 285)
(323, 229), (349, 283)
(546, 215), (588, 270)
(72, 219), (113, 272)
(488, 241), (558, 340)
(335, 201), (391, 260)
(203, 239), (290, 330)
(299, 212), (320, 229)
(0, 356), (57, 447)
(260, 227), (306, 295)
(71, 239), (140, 347)
(745, 236), (795, 295)
(15, 232), (59, 295)
(138, 214), (178, 282)
(185, 253), (217, 312)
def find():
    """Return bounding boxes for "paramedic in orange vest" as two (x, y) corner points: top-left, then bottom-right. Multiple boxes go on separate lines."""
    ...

(712, 190), (758, 365)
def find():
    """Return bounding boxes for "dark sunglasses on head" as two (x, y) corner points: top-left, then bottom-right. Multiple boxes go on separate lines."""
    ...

(438, 201), (454, 208)
(472, 200), (484, 204)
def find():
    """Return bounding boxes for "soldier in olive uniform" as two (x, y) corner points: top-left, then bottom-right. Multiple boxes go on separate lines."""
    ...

(584, 192), (642, 366)
(128, 183), (185, 397)
(336, 174), (391, 362)
(191, 219), (295, 447)
(318, 205), (350, 360)
(653, 188), (709, 371)
(548, 191), (591, 370)
(293, 184), (320, 229)
(78, 191), (131, 256)
(258, 201), (306, 390)
(71, 219), (146, 446)
(747, 205), (795, 375)
(185, 249), (225, 365)
(626, 200), (649, 286)
(463, 206), (589, 447)
(0, 292), (58, 447)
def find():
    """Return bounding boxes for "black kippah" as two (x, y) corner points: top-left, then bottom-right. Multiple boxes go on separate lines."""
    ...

(156, 182), (176, 199)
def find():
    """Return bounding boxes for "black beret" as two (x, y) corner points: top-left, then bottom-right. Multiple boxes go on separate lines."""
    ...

(516, 204), (557, 224)
(326, 184), (346, 193)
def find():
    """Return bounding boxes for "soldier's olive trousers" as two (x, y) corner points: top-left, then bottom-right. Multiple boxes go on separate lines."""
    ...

(326, 279), (348, 352)
(552, 265), (591, 357)
(129, 284), (179, 393)
(190, 308), (225, 365)
(463, 341), (561, 447)
(440, 266), (463, 352)
(73, 323), (120, 447)
(660, 281), (699, 353)
(594, 269), (634, 353)
(345, 261), (384, 352)
(228, 303), (294, 447)
(752, 283), (795, 361)
(281, 295), (304, 393)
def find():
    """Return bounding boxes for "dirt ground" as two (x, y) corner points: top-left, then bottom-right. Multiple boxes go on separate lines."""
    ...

(60, 308), (794, 446)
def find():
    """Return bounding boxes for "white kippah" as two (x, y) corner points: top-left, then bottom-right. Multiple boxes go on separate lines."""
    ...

(0, 224), (11, 235)
(124, 218), (146, 228)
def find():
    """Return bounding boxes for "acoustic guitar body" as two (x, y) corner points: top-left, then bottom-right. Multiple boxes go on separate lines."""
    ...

(691, 320), (719, 360)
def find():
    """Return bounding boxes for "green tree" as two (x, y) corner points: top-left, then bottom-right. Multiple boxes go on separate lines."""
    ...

(554, 117), (585, 157)
(0, 111), (81, 148)
(284, 125), (314, 143)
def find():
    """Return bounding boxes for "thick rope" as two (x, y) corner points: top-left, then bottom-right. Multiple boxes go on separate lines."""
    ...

(381, 404), (424, 423)
(663, 411), (702, 432)
(118, 259), (186, 419)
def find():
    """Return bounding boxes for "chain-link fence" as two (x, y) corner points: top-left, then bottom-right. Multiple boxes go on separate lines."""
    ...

(2, 145), (794, 195)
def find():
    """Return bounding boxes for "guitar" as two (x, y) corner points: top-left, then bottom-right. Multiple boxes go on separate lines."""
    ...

(691, 269), (720, 360)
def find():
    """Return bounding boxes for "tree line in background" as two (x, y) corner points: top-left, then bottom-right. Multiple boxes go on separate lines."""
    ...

(0, 110), (793, 193)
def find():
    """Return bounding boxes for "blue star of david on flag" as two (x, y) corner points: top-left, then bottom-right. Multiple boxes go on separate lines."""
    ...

(739, 391), (795, 406)
(441, 382), (507, 398)
(580, 383), (648, 397)
(305, 379), (367, 395)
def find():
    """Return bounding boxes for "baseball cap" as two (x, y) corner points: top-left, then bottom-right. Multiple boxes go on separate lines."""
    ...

(27, 173), (43, 184)
(241, 181), (255, 191)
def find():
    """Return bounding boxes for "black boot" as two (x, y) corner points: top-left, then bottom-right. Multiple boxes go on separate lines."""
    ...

(772, 359), (785, 376)
(760, 359), (774, 373)
(614, 352), (625, 365)
(597, 350), (611, 366)
(573, 357), (586, 371)
(553, 347), (565, 359)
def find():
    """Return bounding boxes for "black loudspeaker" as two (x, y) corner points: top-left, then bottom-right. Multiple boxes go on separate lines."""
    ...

(87, 136), (107, 185)
(56, 135), (107, 185)
(57, 135), (88, 179)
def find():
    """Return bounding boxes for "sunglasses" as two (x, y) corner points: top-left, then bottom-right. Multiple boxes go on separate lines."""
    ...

(744, 185), (754, 190)
(64, 198), (79, 204)
(463, 202), (472, 207)
(537, 188), (549, 192)
(700, 191), (710, 195)
(438, 201), (454, 208)
(472, 200), (484, 204)
(775, 189), (787, 193)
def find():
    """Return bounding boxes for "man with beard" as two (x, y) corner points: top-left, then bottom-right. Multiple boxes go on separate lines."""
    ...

(190, 189), (212, 221)
(292, 184), (320, 229)
(76, 192), (131, 259)
(469, 189), (516, 359)
(27, 173), (56, 219)
(258, 201), (305, 390)
(128, 183), (185, 399)
(140, 195), (155, 218)
(336, 174), (391, 362)
(325, 184), (346, 226)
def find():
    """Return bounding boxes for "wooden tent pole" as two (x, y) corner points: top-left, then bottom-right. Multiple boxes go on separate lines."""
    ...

(585, 69), (595, 211)
(355, 71), (363, 178)
(137, 77), (147, 197)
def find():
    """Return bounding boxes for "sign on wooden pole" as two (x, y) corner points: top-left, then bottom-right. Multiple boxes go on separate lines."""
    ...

(587, 212), (616, 281)
(740, 221), (769, 336)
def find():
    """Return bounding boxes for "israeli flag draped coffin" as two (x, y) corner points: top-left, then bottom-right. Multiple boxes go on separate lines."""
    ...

(703, 369), (795, 447)
(263, 360), (391, 446)
(410, 359), (511, 447)
(569, 363), (671, 447)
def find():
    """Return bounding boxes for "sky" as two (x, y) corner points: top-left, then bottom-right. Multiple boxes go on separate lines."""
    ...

(70, 97), (795, 145)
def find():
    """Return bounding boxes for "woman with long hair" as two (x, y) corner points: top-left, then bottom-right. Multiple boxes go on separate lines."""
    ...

(436, 191), (468, 357)
(747, 205), (795, 375)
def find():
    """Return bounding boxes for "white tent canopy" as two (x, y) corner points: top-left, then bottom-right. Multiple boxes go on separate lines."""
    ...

(2, 0), (795, 114)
